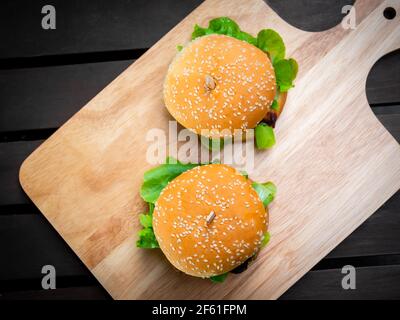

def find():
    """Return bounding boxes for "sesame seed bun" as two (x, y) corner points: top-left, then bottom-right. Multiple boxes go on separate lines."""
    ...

(164, 34), (276, 138)
(152, 164), (268, 278)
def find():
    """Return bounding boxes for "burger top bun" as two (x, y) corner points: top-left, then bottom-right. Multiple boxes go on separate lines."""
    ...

(164, 34), (276, 138)
(153, 164), (268, 278)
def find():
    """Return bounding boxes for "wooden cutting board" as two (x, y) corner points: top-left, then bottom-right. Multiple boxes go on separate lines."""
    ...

(19, 0), (400, 299)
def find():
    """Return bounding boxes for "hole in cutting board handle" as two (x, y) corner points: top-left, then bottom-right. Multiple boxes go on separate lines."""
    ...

(383, 7), (396, 20)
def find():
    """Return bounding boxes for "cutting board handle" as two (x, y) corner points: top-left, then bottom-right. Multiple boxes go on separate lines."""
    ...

(354, 0), (400, 77)
(380, 1), (400, 52)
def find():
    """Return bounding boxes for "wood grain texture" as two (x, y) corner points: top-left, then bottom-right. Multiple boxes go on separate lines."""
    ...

(0, 61), (132, 132)
(0, 286), (109, 300)
(266, 0), (355, 32)
(0, 0), (203, 59)
(367, 50), (400, 105)
(0, 0), (356, 59)
(3, 265), (400, 300)
(0, 58), (398, 133)
(0, 214), (89, 280)
(0, 190), (399, 287)
(19, 0), (400, 299)
(281, 265), (400, 300)
(0, 141), (43, 205)
(327, 190), (400, 258)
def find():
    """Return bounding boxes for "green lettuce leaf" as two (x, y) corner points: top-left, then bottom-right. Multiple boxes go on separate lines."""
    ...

(255, 123), (275, 149)
(140, 159), (199, 203)
(235, 31), (257, 46)
(192, 17), (257, 47)
(136, 202), (159, 249)
(136, 227), (159, 249)
(165, 156), (179, 164)
(257, 29), (285, 64)
(274, 58), (298, 92)
(271, 99), (279, 111)
(210, 273), (229, 283)
(192, 17), (239, 39)
(261, 231), (271, 248)
(251, 181), (277, 206)
(192, 24), (207, 38)
(208, 17), (240, 36)
(148, 202), (155, 215)
(139, 213), (152, 228)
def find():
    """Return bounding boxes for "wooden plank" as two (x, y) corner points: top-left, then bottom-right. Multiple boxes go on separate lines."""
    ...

(0, 61), (132, 132)
(0, 191), (399, 285)
(0, 0), (357, 59)
(0, 214), (90, 281)
(0, 0), (398, 299)
(0, 141), (42, 205)
(0, 1), (397, 133)
(375, 113), (400, 143)
(0, 0), (203, 59)
(1, 137), (398, 288)
(281, 265), (400, 299)
(2, 265), (400, 300)
(266, 0), (355, 32)
(0, 286), (109, 300)
(367, 50), (400, 105)
(0, 61), (398, 133)
(18, 0), (400, 299)
(329, 190), (400, 258)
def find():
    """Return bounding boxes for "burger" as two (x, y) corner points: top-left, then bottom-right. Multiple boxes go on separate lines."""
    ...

(163, 17), (298, 149)
(136, 158), (275, 282)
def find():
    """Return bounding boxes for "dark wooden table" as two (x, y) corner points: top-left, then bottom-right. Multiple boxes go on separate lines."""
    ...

(0, 0), (399, 300)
